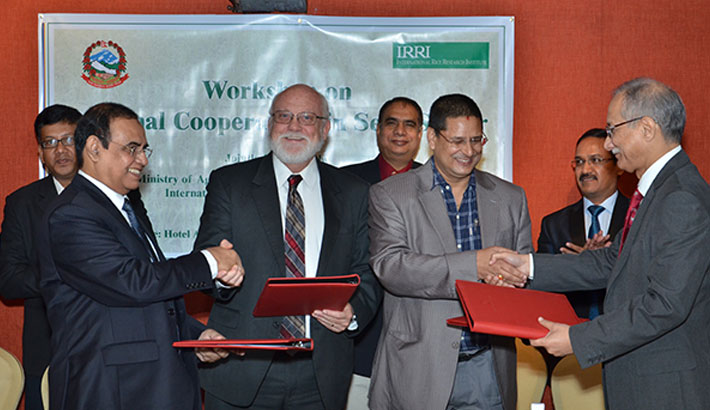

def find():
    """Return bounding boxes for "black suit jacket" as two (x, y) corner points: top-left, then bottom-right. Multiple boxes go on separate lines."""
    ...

(0, 176), (56, 376)
(194, 154), (381, 410)
(537, 193), (630, 318)
(341, 157), (420, 377)
(39, 174), (213, 410)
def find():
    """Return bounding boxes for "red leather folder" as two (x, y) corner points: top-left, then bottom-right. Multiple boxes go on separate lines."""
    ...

(252, 274), (360, 317)
(448, 280), (587, 339)
(173, 338), (313, 351)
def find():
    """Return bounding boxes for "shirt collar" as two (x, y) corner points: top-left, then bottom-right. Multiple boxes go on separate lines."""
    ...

(52, 176), (66, 195)
(272, 155), (320, 190)
(430, 156), (476, 190)
(377, 154), (413, 180)
(78, 170), (127, 212)
(637, 145), (682, 196)
(582, 190), (618, 213)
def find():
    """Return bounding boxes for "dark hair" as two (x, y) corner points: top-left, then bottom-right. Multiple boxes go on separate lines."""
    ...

(427, 94), (483, 133)
(34, 104), (82, 143)
(613, 77), (685, 144)
(74, 102), (139, 168)
(377, 97), (423, 127)
(576, 128), (607, 146)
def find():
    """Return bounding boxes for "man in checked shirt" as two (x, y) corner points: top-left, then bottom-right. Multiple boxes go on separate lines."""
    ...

(368, 93), (533, 410)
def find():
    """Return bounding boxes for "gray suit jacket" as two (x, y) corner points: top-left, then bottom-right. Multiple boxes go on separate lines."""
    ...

(532, 150), (710, 409)
(368, 159), (533, 410)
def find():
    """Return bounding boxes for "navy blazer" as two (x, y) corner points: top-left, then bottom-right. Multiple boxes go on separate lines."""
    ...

(0, 176), (56, 376)
(39, 174), (213, 410)
(194, 154), (382, 410)
(537, 193), (629, 318)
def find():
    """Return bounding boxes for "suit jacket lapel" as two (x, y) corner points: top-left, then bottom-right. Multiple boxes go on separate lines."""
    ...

(316, 162), (342, 276)
(415, 160), (457, 252)
(569, 200), (586, 245)
(474, 170), (500, 248)
(251, 154), (287, 276)
(610, 150), (689, 285)
(609, 193), (630, 238)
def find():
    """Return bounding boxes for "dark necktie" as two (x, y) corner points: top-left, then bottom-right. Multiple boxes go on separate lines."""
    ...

(281, 175), (306, 339)
(122, 198), (158, 262)
(586, 204), (605, 319)
(587, 205), (605, 239)
(620, 189), (643, 252)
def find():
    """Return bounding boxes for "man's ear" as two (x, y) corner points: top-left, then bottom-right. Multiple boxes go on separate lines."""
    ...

(85, 135), (102, 162)
(37, 144), (46, 166)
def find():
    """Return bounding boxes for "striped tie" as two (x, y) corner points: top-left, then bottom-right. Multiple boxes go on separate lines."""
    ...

(620, 189), (643, 252)
(281, 175), (306, 339)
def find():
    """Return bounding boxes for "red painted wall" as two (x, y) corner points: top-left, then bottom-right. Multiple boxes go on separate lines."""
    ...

(2, 1), (709, 406)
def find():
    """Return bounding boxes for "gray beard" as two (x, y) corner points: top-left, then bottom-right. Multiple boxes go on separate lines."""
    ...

(270, 132), (325, 165)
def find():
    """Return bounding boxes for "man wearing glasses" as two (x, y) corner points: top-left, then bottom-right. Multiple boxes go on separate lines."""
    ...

(368, 94), (532, 410)
(38, 102), (244, 410)
(0, 104), (80, 410)
(194, 84), (381, 410)
(493, 77), (710, 409)
(537, 128), (629, 319)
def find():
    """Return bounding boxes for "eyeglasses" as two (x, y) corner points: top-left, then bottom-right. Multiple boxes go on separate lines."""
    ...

(605, 116), (643, 138)
(571, 156), (613, 169)
(435, 130), (487, 148)
(271, 110), (329, 126)
(40, 136), (74, 149)
(109, 140), (153, 159)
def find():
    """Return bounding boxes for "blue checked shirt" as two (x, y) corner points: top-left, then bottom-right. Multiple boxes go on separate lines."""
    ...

(431, 160), (489, 353)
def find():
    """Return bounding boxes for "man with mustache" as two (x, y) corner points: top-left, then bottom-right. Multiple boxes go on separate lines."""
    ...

(492, 77), (710, 409)
(0, 104), (80, 410)
(341, 96), (423, 410)
(194, 84), (381, 410)
(537, 128), (629, 319)
(368, 93), (532, 409)
(38, 102), (244, 410)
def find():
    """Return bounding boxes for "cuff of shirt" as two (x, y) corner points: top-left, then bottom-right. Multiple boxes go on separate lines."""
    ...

(347, 314), (359, 331)
(529, 253), (535, 280)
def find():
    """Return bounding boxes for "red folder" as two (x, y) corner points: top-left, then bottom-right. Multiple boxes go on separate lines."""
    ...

(252, 274), (360, 317)
(448, 280), (587, 339)
(173, 338), (313, 351)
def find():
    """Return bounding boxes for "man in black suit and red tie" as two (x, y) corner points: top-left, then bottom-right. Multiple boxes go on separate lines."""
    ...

(0, 104), (80, 410)
(39, 102), (244, 410)
(194, 84), (381, 410)
(341, 96), (423, 410)
(537, 128), (629, 319)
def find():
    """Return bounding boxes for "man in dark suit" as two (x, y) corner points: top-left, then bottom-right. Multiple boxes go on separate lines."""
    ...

(0, 104), (80, 410)
(341, 96), (422, 410)
(537, 128), (629, 319)
(493, 78), (710, 409)
(38, 102), (244, 410)
(194, 84), (381, 410)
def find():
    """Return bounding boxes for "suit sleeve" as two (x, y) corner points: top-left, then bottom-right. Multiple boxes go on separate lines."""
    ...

(48, 202), (213, 307)
(369, 182), (532, 299)
(0, 193), (39, 299)
(345, 185), (382, 335)
(541, 191), (710, 368)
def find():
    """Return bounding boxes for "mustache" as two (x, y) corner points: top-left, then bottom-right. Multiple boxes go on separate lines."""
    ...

(277, 132), (308, 141)
(452, 153), (472, 161)
(579, 173), (597, 181)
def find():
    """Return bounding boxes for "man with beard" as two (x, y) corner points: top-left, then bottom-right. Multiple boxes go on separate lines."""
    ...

(0, 104), (80, 410)
(194, 84), (381, 410)
(537, 128), (629, 319)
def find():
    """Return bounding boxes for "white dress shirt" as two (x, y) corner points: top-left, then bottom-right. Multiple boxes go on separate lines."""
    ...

(272, 155), (325, 336)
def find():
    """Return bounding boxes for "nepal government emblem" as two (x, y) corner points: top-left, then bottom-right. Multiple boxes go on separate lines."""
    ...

(81, 40), (129, 89)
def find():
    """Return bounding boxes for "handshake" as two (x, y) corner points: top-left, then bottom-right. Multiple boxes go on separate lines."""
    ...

(476, 246), (532, 288)
(204, 239), (246, 287)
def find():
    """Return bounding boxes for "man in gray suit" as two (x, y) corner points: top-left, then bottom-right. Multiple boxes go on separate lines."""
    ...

(493, 77), (710, 409)
(368, 94), (533, 410)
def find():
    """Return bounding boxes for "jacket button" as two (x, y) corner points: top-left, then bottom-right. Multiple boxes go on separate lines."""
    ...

(272, 321), (280, 329)
(168, 308), (175, 316)
(452, 341), (460, 349)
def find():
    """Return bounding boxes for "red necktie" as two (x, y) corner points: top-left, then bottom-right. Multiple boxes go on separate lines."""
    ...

(620, 189), (643, 252)
(281, 175), (305, 339)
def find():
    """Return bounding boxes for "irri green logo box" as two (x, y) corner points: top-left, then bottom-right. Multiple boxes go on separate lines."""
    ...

(393, 42), (489, 69)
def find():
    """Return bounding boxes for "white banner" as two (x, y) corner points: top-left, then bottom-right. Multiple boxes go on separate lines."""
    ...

(39, 14), (514, 255)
